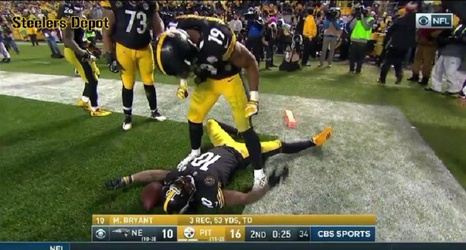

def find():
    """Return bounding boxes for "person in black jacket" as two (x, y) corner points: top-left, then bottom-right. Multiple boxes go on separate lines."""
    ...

(377, 2), (417, 84)
(263, 20), (277, 69)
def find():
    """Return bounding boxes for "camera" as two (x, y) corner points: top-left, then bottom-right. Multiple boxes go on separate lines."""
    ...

(244, 7), (258, 21)
(325, 8), (341, 22)
(352, 3), (368, 18)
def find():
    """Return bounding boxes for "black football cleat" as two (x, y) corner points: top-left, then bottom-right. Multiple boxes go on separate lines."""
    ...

(150, 110), (166, 122)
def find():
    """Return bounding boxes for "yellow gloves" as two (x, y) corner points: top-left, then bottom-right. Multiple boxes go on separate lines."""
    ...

(245, 91), (259, 117)
(177, 79), (189, 99)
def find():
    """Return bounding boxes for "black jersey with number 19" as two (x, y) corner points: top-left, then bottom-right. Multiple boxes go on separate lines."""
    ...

(101, 1), (158, 49)
(164, 146), (243, 209)
(174, 15), (241, 80)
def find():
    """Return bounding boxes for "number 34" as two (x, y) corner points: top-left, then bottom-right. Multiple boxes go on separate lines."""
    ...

(208, 28), (225, 46)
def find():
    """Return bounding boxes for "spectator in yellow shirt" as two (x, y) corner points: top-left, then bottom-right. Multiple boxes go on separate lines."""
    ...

(24, 11), (39, 46)
(301, 8), (317, 66)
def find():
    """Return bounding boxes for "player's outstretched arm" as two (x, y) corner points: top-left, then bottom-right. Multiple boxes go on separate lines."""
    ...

(229, 43), (260, 117)
(105, 170), (170, 190)
(222, 167), (289, 206)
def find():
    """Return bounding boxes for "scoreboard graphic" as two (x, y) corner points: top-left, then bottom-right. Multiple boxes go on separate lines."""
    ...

(91, 214), (377, 242)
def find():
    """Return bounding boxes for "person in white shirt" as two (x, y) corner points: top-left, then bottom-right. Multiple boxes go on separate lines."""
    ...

(229, 14), (243, 36)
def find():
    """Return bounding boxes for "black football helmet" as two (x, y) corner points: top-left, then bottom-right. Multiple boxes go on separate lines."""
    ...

(64, 0), (84, 13)
(162, 176), (196, 214)
(155, 29), (199, 77)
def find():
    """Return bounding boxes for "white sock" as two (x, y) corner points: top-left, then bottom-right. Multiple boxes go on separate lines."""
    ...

(81, 96), (89, 102)
(91, 106), (98, 111)
(191, 148), (201, 156)
(254, 169), (265, 178)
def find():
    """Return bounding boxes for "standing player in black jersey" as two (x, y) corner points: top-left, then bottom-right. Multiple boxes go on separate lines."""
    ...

(105, 119), (333, 214)
(60, 1), (111, 117)
(101, 1), (166, 131)
(155, 15), (266, 190)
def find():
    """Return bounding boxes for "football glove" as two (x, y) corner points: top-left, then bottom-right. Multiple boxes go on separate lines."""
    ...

(177, 86), (189, 99)
(104, 176), (132, 190)
(81, 51), (96, 62)
(104, 52), (123, 73)
(268, 166), (289, 188)
(245, 91), (259, 117)
(245, 101), (259, 118)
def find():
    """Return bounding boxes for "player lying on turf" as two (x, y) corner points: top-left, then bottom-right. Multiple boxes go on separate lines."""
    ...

(105, 119), (333, 214)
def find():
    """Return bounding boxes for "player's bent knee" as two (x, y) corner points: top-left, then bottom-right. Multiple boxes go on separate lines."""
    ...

(141, 72), (154, 85)
(206, 119), (221, 133)
(206, 119), (217, 127)
(122, 78), (135, 89)
(261, 140), (282, 153)
(232, 116), (250, 133)
(236, 124), (251, 133)
(187, 112), (205, 124)
(142, 81), (154, 86)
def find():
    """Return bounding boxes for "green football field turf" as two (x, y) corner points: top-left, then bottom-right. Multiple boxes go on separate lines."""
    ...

(1, 44), (466, 241)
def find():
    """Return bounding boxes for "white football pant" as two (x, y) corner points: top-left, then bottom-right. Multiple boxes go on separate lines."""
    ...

(431, 55), (463, 92)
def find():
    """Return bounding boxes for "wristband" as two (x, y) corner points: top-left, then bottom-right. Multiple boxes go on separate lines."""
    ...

(250, 91), (259, 102)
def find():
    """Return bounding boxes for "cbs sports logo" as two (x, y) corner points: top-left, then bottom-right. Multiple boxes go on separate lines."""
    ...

(416, 13), (454, 29)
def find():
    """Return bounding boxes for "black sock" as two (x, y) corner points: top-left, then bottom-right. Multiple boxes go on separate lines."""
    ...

(88, 80), (98, 107)
(189, 121), (203, 150)
(281, 141), (315, 154)
(143, 85), (157, 111)
(242, 128), (263, 170)
(216, 121), (239, 136)
(122, 87), (133, 116)
(82, 82), (91, 98)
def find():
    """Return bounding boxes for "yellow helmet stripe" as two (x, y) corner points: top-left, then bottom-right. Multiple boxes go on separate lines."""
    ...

(176, 14), (225, 24)
(156, 32), (168, 75)
(222, 31), (237, 61)
(163, 189), (176, 213)
(217, 188), (225, 208)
